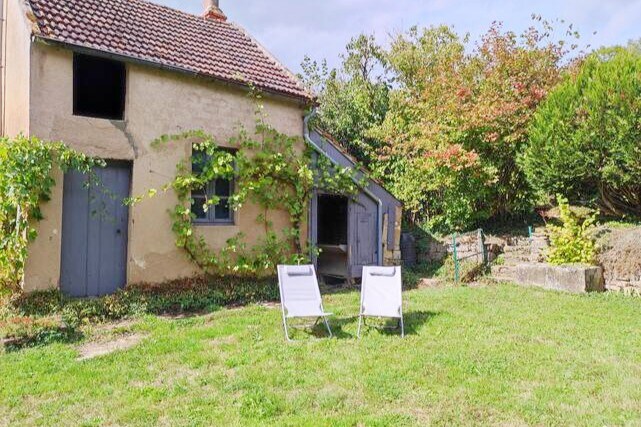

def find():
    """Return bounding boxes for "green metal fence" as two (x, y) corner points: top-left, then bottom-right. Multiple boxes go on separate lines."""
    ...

(451, 229), (489, 284)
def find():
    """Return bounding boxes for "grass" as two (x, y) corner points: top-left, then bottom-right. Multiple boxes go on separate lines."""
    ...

(1, 284), (641, 426)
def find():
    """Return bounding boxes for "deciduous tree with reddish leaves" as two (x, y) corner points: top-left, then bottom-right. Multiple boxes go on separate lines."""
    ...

(372, 18), (580, 232)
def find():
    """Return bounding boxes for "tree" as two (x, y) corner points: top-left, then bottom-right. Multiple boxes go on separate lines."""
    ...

(370, 25), (493, 231)
(372, 20), (578, 232)
(300, 34), (389, 166)
(521, 46), (641, 216)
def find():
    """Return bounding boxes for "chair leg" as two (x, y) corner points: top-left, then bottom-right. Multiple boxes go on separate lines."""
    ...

(282, 316), (293, 342)
(357, 314), (363, 338)
(322, 316), (333, 338)
(400, 316), (405, 338)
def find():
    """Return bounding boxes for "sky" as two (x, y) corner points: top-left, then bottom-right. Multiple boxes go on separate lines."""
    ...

(157, 0), (641, 74)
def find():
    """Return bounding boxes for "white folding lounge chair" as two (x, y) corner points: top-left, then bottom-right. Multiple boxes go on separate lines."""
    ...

(277, 265), (333, 341)
(357, 266), (404, 338)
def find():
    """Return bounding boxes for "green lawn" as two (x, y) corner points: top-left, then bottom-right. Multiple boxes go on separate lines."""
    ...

(1, 284), (641, 426)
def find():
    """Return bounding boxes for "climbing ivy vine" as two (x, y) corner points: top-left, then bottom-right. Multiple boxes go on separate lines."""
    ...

(132, 111), (362, 278)
(0, 135), (102, 293)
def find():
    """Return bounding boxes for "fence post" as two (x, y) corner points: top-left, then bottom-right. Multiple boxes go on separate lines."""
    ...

(452, 233), (459, 284)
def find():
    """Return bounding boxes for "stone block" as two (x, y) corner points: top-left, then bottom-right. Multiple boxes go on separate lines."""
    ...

(515, 263), (604, 293)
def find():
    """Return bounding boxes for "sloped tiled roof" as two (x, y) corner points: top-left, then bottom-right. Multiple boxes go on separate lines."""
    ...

(28, 0), (312, 101)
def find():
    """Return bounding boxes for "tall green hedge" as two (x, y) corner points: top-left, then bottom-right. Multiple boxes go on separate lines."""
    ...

(521, 47), (641, 216)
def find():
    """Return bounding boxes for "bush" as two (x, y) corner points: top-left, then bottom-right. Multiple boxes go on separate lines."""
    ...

(521, 46), (641, 216)
(436, 257), (485, 283)
(383, 155), (493, 234)
(11, 289), (64, 316)
(403, 263), (442, 289)
(546, 196), (598, 265)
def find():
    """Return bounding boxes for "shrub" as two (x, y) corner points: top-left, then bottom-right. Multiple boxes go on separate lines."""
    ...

(521, 46), (641, 216)
(437, 257), (485, 283)
(546, 196), (598, 265)
(12, 289), (64, 316)
(403, 258), (485, 287)
(403, 263), (442, 289)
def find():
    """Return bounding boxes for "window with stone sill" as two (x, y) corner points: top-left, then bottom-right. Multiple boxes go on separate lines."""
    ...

(191, 150), (235, 225)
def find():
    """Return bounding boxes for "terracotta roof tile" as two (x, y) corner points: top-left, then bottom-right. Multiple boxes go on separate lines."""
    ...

(28, 0), (312, 101)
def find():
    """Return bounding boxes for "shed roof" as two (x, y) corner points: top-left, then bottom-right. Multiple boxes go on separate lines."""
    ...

(309, 128), (402, 206)
(27, 0), (312, 101)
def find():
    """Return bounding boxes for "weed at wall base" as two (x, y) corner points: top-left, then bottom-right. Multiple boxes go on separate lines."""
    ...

(1, 275), (279, 351)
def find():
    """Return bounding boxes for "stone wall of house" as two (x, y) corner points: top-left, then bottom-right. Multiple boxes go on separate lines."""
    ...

(384, 249), (403, 267)
(23, 42), (308, 291)
(1, 0), (32, 136)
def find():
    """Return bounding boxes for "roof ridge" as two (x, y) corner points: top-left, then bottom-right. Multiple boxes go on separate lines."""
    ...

(28, 0), (312, 101)
(124, 0), (216, 23)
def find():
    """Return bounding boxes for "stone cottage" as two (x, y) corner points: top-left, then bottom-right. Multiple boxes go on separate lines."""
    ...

(0, 0), (401, 296)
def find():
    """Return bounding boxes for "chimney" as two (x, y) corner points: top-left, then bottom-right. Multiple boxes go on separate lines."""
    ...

(203, 0), (227, 21)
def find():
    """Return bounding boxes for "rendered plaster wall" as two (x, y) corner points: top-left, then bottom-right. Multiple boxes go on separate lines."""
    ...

(24, 43), (307, 291)
(1, 0), (31, 136)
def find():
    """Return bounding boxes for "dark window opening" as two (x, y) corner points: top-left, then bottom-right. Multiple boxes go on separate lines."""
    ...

(318, 194), (348, 245)
(73, 53), (126, 120)
(191, 150), (235, 225)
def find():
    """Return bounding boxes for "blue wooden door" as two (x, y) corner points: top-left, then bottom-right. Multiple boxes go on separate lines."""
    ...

(349, 193), (379, 278)
(60, 161), (131, 297)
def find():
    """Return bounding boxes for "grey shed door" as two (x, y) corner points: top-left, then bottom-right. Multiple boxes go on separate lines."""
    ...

(60, 162), (131, 297)
(349, 193), (379, 277)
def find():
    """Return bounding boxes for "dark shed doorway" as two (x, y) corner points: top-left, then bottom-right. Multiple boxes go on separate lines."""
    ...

(316, 194), (349, 280)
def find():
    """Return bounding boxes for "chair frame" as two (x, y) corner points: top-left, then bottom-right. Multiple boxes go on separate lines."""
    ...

(281, 313), (333, 342)
(277, 265), (333, 342)
(357, 266), (405, 338)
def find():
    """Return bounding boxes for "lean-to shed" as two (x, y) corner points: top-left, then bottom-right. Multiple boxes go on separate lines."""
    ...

(305, 120), (403, 283)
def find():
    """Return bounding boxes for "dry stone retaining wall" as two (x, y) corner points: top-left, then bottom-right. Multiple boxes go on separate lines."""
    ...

(416, 225), (640, 295)
(421, 231), (494, 265)
(597, 226), (641, 295)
